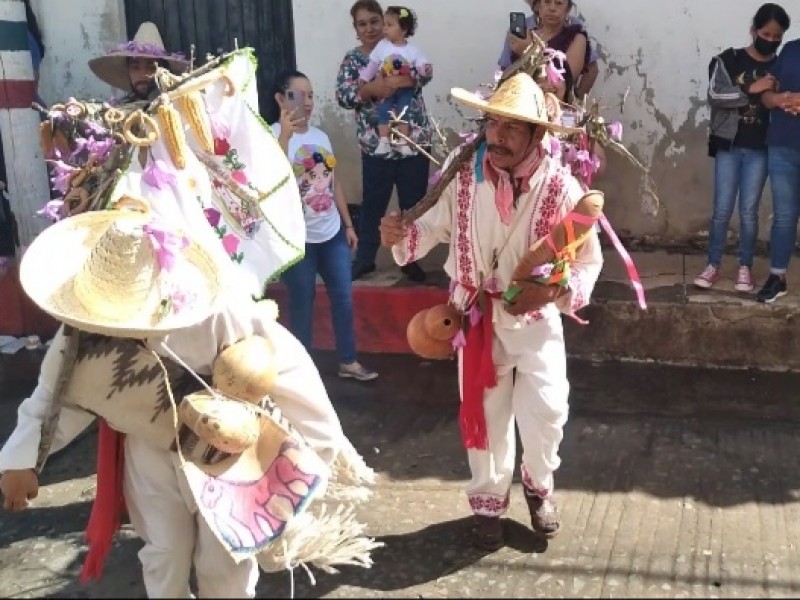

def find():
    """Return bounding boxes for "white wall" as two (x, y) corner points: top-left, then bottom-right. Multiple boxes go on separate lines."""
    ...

(293, 0), (786, 238)
(33, 0), (126, 105)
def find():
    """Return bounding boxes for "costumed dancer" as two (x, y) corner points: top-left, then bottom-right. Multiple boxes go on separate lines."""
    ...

(3, 24), (378, 599)
(380, 73), (603, 551)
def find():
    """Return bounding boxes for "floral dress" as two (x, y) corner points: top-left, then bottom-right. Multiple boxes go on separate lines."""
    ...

(336, 47), (432, 158)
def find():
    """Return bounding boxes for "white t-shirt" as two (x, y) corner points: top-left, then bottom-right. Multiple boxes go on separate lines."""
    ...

(271, 124), (341, 244)
(359, 39), (431, 81)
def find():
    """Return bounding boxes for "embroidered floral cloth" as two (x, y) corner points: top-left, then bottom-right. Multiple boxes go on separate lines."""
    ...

(109, 50), (305, 297)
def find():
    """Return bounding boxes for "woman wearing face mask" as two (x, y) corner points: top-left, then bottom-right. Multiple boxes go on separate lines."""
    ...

(694, 3), (790, 293)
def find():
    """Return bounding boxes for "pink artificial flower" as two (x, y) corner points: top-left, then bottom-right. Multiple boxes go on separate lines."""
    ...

(607, 121), (623, 142)
(221, 233), (240, 255)
(563, 143), (578, 165)
(49, 160), (77, 194)
(72, 135), (115, 162)
(168, 288), (196, 314)
(142, 224), (189, 272)
(468, 304), (481, 327)
(451, 329), (467, 350)
(545, 62), (564, 84)
(549, 135), (562, 159)
(36, 199), (65, 222)
(143, 159), (177, 190)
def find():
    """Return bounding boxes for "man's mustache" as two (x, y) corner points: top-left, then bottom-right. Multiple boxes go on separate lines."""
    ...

(487, 144), (512, 155)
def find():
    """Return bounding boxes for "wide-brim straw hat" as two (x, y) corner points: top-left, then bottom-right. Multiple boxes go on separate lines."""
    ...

(20, 210), (220, 339)
(451, 73), (581, 135)
(88, 22), (189, 92)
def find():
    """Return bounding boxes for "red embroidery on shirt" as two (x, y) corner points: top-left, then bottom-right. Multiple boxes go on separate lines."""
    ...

(456, 165), (476, 288)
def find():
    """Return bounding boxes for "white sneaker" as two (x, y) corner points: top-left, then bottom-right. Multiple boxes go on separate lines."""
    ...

(375, 138), (391, 156)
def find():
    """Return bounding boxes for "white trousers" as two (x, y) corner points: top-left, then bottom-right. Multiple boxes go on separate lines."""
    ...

(123, 435), (260, 598)
(121, 334), (346, 598)
(460, 315), (570, 517)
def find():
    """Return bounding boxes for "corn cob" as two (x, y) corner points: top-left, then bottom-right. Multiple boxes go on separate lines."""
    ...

(156, 102), (188, 170)
(177, 91), (214, 153)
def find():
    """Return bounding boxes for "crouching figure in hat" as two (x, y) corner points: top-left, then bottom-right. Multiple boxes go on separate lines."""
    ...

(380, 73), (604, 551)
(0, 208), (377, 596)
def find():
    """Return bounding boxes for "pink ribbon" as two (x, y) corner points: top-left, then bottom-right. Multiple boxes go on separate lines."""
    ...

(598, 213), (647, 310)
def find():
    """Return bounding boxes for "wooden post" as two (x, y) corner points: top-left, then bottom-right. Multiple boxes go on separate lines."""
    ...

(0, 0), (50, 247)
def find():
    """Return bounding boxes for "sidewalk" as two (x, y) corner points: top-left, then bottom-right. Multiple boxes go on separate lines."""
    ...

(1, 353), (799, 598)
(266, 244), (800, 371)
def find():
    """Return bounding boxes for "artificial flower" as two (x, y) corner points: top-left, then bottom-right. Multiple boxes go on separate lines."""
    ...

(36, 199), (65, 222)
(143, 159), (177, 190)
(607, 121), (623, 142)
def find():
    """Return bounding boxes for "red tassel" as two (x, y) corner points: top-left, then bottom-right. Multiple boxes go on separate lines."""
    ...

(80, 420), (126, 584)
(459, 298), (497, 450)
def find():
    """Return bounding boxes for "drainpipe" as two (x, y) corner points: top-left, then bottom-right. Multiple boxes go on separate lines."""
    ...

(0, 0), (50, 248)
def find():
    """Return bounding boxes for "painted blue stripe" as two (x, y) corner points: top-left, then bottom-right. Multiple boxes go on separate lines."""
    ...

(0, 20), (29, 52)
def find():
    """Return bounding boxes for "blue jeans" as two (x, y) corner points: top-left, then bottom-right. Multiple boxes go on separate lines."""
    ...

(281, 225), (357, 364)
(707, 148), (767, 268)
(355, 152), (430, 266)
(767, 146), (800, 273)
(377, 88), (415, 125)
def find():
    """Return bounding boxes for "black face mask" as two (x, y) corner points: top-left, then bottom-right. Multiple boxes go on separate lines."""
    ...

(754, 36), (781, 56)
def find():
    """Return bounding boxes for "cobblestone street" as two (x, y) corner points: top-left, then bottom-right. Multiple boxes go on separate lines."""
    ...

(1, 354), (799, 598)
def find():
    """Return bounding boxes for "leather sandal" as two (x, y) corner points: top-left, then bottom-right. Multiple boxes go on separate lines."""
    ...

(524, 489), (561, 539)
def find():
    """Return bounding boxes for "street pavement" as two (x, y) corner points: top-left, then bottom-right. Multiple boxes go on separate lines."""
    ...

(1, 352), (799, 598)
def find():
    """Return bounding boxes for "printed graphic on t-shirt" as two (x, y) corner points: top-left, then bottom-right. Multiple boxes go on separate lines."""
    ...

(381, 54), (413, 77)
(735, 69), (767, 125)
(292, 144), (336, 215)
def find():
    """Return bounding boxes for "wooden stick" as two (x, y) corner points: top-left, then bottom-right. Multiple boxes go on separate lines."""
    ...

(389, 127), (441, 166)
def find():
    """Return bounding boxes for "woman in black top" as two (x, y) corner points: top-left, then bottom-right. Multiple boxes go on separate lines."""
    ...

(694, 3), (790, 293)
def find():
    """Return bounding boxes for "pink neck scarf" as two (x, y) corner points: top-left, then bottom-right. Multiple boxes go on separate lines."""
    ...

(482, 145), (544, 225)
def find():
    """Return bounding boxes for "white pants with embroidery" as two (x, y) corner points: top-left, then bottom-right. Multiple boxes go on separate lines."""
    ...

(123, 435), (260, 598)
(460, 315), (570, 517)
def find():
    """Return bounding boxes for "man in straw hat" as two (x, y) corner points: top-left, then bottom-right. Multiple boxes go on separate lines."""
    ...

(88, 21), (189, 102)
(380, 73), (604, 551)
(0, 207), (375, 596)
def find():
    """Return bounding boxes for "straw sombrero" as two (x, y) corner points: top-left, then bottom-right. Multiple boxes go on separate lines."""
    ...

(20, 209), (220, 338)
(450, 73), (581, 135)
(88, 22), (189, 92)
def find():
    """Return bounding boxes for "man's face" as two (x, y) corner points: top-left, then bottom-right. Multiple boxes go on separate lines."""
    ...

(128, 57), (158, 99)
(484, 114), (542, 170)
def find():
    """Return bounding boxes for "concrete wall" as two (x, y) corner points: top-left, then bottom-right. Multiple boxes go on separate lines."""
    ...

(293, 0), (783, 241)
(33, 0), (126, 105)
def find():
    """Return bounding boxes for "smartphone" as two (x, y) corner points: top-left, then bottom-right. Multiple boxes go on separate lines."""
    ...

(510, 12), (528, 39)
(285, 90), (306, 120)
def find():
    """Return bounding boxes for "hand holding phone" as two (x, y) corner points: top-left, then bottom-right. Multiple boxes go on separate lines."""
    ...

(285, 90), (306, 120)
(510, 12), (528, 40)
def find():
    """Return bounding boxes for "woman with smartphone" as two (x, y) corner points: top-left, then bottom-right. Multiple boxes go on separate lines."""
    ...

(336, 0), (432, 283)
(270, 70), (378, 382)
(499, 0), (591, 102)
